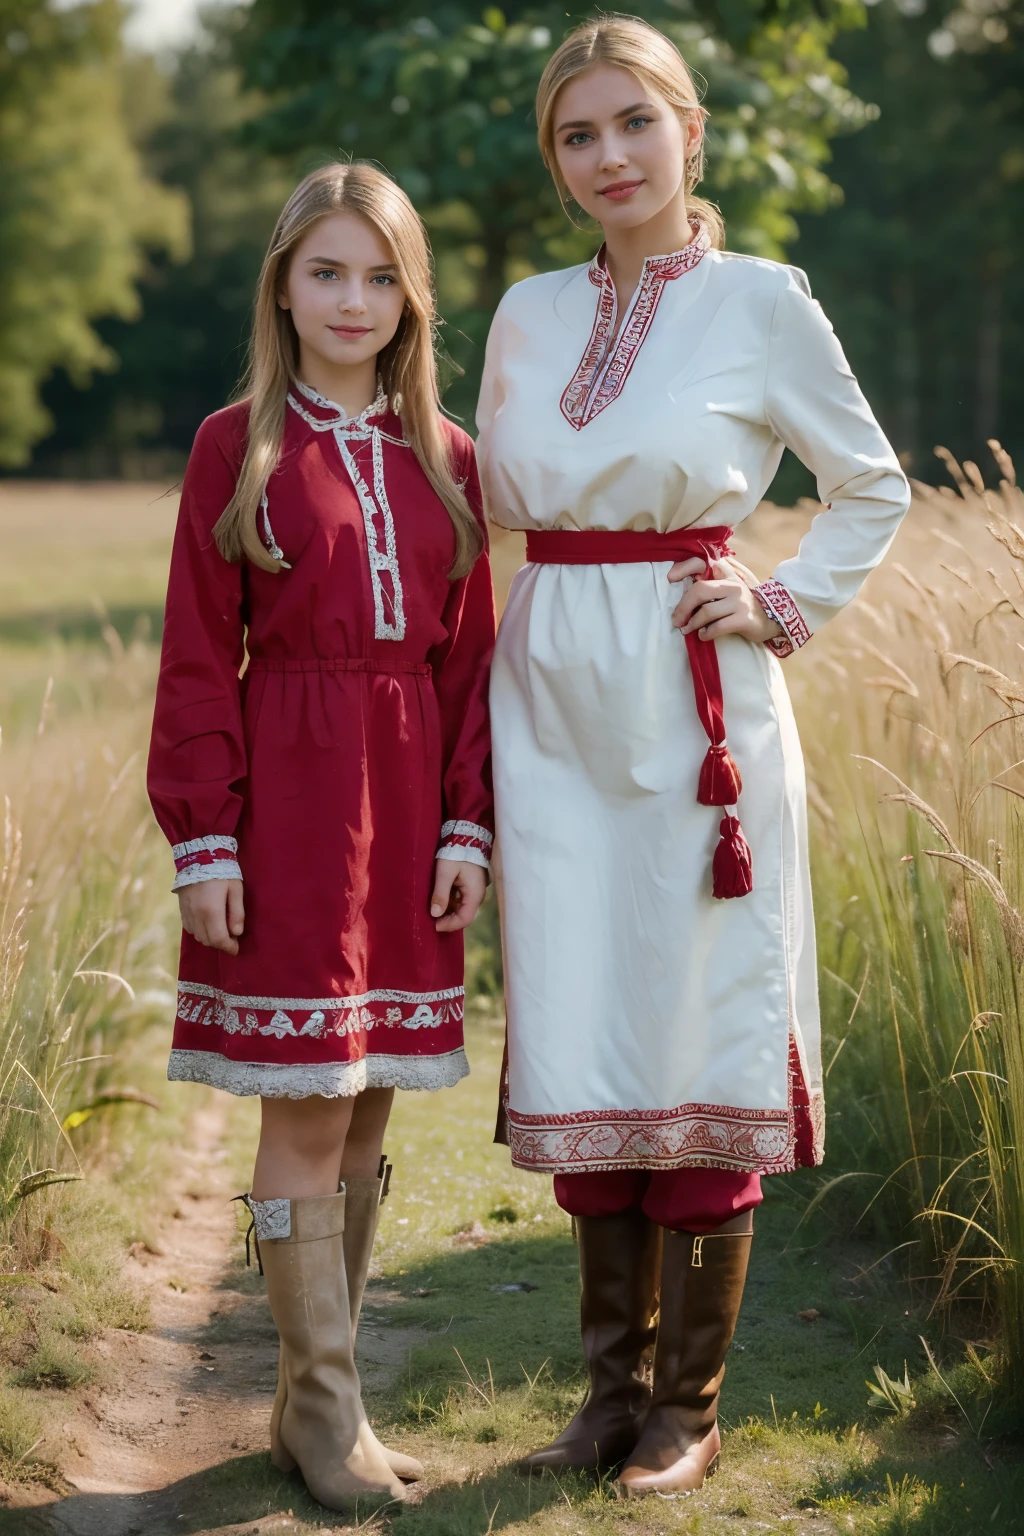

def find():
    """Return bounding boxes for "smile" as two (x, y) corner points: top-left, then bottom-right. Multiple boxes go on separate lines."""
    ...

(598, 179), (645, 202)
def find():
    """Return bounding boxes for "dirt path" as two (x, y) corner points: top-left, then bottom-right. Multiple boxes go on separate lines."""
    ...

(5, 1104), (422, 1536)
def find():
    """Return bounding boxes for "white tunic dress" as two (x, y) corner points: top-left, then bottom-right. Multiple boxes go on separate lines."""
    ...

(478, 228), (910, 1177)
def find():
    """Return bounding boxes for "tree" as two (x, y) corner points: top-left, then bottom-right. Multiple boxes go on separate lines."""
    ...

(232, 1), (872, 418)
(0, 0), (189, 466)
(792, 0), (1024, 476)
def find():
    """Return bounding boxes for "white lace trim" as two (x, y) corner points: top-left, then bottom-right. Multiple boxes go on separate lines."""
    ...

(439, 820), (494, 849)
(286, 382), (407, 642)
(167, 1048), (470, 1099)
(258, 492), (290, 567)
(172, 835), (238, 859)
(249, 1197), (292, 1241)
(179, 980), (464, 1011)
(172, 858), (243, 891)
(436, 844), (490, 869)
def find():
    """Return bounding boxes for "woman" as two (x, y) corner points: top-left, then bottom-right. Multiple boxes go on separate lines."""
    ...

(148, 162), (494, 1510)
(477, 17), (909, 1496)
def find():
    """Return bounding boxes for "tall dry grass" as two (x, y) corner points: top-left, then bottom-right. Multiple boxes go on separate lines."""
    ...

(0, 631), (178, 1260)
(781, 444), (1024, 1406)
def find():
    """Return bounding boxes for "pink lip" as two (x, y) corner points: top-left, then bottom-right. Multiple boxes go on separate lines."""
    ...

(329, 325), (372, 336)
(599, 179), (645, 201)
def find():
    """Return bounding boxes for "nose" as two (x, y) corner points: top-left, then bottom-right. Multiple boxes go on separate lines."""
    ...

(598, 132), (629, 174)
(335, 280), (367, 313)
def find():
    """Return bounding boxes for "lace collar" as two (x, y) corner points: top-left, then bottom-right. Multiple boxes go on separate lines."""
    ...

(288, 377), (391, 433)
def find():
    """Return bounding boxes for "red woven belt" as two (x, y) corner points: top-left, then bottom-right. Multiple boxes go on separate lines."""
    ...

(525, 526), (752, 900)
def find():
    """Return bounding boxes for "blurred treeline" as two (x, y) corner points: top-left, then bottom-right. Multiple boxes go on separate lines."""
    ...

(3, 0), (1022, 483)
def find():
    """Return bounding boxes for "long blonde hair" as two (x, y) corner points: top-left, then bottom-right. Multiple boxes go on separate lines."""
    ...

(535, 14), (725, 250)
(215, 162), (482, 579)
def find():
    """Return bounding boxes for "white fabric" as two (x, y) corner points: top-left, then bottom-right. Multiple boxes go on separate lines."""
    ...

(478, 244), (910, 1173)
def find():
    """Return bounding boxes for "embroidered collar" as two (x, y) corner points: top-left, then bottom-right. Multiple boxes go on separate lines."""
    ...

(561, 220), (710, 431)
(288, 377), (390, 434)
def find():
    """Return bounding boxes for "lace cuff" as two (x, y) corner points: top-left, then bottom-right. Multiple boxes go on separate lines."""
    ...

(753, 580), (811, 660)
(172, 835), (242, 892)
(435, 820), (493, 871)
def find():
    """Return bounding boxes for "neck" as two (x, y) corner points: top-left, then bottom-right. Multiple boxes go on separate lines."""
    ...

(601, 191), (694, 297)
(295, 349), (380, 418)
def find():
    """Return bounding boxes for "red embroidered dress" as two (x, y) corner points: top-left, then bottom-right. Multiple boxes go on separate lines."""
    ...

(148, 382), (494, 1098)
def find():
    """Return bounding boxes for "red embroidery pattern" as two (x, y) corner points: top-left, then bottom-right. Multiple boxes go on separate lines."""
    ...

(173, 835), (238, 876)
(505, 1033), (823, 1174)
(753, 579), (811, 658)
(175, 981), (465, 1041)
(560, 222), (711, 431)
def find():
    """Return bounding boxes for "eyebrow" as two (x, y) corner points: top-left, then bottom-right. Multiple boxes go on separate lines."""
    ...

(304, 257), (399, 273)
(556, 101), (656, 132)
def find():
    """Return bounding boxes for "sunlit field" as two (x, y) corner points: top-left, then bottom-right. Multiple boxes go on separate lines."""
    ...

(0, 459), (1022, 1529)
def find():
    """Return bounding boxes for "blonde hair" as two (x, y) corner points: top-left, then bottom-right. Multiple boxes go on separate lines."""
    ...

(535, 13), (724, 250)
(215, 161), (482, 579)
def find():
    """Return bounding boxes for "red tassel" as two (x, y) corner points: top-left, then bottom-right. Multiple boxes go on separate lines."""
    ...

(698, 743), (743, 807)
(712, 816), (753, 900)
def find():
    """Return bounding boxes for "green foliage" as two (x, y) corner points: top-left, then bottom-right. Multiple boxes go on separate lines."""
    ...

(234, 0), (871, 418)
(793, 0), (1024, 477)
(0, 0), (189, 467)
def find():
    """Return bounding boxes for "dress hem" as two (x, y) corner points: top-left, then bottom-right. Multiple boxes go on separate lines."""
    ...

(167, 1047), (470, 1099)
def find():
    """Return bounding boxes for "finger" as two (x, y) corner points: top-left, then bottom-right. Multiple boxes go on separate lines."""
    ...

(697, 613), (745, 640)
(682, 597), (736, 633)
(430, 861), (456, 919)
(667, 557), (706, 584)
(670, 579), (718, 627)
(227, 882), (245, 937)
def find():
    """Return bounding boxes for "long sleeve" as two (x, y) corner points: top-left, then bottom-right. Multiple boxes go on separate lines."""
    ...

(147, 411), (248, 890)
(754, 273), (911, 655)
(430, 441), (496, 870)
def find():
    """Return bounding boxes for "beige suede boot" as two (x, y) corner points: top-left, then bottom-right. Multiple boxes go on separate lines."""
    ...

(253, 1191), (405, 1510)
(265, 1164), (423, 1483)
(342, 1161), (424, 1482)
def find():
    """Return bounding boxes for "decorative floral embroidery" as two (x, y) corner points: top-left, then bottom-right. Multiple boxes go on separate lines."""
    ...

(249, 1197), (292, 1241)
(560, 222), (711, 431)
(175, 981), (465, 1041)
(505, 1031), (823, 1174)
(753, 579), (811, 658)
(435, 819), (493, 869)
(167, 1048), (470, 1099)
(287, 380), (407, 641)
(171, 835), (242, 892)
(258, 492), (290, 566)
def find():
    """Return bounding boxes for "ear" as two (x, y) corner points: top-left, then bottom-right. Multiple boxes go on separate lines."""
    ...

(684, 110), (704, 161)
(277, 290), (291, 311)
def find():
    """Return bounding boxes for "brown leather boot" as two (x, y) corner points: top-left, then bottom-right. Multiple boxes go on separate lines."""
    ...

(256, 1192), (405, 1510)
(617, 1211), (753, 1497)
(518, 1209), (661, 1473)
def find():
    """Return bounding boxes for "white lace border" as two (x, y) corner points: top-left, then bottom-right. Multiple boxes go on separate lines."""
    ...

(167, 1047), (470, 1099)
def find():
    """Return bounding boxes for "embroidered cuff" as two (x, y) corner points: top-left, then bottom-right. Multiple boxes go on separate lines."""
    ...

(753, 580), (811, 660)
(171, 835), (242, 892)
(435, 819), (493, 870)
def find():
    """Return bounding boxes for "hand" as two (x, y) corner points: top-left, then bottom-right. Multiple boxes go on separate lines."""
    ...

(668, 556), (782, 644)
(430, 860), (487, 933)
(178, 878), (245, 955)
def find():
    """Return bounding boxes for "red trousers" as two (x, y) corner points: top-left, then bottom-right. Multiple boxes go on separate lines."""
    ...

(553, 1168), (763, 1234)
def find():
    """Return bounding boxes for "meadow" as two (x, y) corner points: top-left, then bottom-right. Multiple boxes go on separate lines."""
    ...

(0, 459), (1021, 1532)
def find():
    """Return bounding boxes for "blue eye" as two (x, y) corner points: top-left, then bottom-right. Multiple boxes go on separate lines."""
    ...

(565, 131), (592, 147)
(370, 274), (397, 286)
(626, 115), (651, 131)
(313, 269), (338, 281)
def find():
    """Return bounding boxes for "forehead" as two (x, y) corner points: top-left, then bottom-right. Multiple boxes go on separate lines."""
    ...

(555, 63), (659, 122)
(293, 210), (395, 267)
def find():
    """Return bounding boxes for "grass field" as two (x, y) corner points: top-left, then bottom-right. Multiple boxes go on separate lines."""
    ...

(0, 469), (1021, 1532)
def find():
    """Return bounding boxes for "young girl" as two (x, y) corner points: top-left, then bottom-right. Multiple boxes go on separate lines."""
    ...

(148, 162), (494, 1511)
(478, 17), (909, 1497)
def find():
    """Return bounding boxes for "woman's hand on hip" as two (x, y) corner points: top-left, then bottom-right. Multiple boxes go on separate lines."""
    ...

(668, 556), (782, 644)
(178, 878), (245, 955)
(431, 860), (487, 932)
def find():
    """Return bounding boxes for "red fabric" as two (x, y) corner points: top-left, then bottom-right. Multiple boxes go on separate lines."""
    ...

(553, 1167), (763, 1234)
(147, 397), (495, 1076)
(525, 527), (752, 899)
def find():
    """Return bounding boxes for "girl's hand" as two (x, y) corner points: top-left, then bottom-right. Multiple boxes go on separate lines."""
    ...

(668, 556), (782, 644)
(430, 860), (487, 933)
(178, 878), (245, 955)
